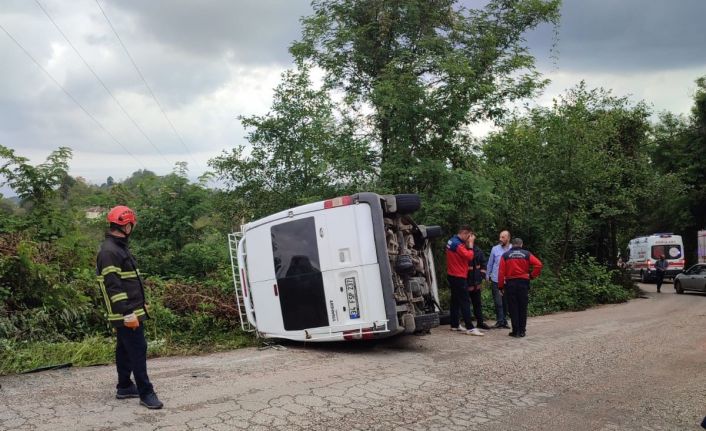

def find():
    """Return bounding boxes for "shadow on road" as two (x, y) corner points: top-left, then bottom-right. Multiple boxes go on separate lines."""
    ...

(268, 332), (432, 356)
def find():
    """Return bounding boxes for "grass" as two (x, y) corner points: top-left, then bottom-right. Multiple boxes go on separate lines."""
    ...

(0, 331), (256, 376)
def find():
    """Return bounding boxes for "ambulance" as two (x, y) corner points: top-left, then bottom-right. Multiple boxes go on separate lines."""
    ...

(626, 233), (685, 282)
(228, 192), (444, 342)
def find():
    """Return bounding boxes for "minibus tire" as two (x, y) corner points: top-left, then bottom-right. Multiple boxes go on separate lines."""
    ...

(424, 225), (443, 239)
(394, 194), (421, 214)
(438, 311), (450, 326)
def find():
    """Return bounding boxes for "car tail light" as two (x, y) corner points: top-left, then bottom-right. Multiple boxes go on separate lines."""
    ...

(324, 195), (353, 209)
(241, 269), (249, 298)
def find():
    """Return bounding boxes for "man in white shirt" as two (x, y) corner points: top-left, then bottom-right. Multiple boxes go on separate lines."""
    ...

(486, 230), (512, 329)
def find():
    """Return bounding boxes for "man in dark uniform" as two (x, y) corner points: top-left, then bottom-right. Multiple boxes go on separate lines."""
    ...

(96, 205), (163, 409)
(498, 238), (543, 338)
(655, 254), (668, 293)
(467, 240), (490, 330)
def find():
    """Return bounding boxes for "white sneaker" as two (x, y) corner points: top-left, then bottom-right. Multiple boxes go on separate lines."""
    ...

(450, 325), (467, 332)
(466, 328), (484, 336)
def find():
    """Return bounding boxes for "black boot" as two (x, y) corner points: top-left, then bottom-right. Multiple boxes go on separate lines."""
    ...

(140, 392), (164, 410)
(116, 383), (139, 399)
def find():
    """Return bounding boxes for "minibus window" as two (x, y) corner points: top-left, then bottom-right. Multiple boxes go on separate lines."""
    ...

(271, 217), (328, 330)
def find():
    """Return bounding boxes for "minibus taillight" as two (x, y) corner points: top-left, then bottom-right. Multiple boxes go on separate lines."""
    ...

(343, 328), (374, 341)
(324, 195), (353, 209)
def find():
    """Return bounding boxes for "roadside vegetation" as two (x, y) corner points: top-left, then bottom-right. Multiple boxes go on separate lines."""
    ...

(2, 0), (705, 375)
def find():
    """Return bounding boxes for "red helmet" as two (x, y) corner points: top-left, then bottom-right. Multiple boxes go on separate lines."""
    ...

(107, 205), (137, 226)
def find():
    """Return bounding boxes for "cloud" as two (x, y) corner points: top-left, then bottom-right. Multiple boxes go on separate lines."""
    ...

(526, 0), (706, 72)
(1, 0), (704, 193)
(103, 0), (313, 65)
(534, 67), (704, 116)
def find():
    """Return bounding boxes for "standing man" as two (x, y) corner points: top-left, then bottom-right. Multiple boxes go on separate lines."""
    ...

(96, 206), (163, 409)
(655, 254), (668, 293)
(446, 225), (484, 336)
(498, 238), (542, 338)
(486, 230), (512, 329)
(467, 240), (490, 330)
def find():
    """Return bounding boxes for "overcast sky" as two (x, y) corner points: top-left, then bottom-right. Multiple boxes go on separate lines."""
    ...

(1, 0), (705, 192)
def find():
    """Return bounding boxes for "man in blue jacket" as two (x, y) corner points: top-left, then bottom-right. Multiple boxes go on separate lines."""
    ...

(486, 230), (512, 329)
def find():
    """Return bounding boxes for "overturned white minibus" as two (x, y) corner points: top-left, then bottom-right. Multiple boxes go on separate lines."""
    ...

(228, 193), (444, 341)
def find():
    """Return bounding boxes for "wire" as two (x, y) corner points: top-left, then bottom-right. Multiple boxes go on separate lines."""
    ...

(34, 0), (172, 167)
(93, 0), (201, 170)
(0, 21), (147, 170)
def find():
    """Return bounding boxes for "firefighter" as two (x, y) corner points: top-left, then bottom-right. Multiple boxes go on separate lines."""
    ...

(96, 205), (163, 409)
(498, 238), (543, 338)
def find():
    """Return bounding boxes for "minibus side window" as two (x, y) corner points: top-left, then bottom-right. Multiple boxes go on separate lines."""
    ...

(271, 217), (329, 330)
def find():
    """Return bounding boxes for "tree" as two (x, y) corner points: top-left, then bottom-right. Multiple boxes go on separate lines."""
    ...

(291, 0), (560, 192)
(211, 66), (375, 223)
(0, 146), (73, 238)
(648, 76), (706, 263)
(0, 146), (72, 208)
(483, 84), (654, 273)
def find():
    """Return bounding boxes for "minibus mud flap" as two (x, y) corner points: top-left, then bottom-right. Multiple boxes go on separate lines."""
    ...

(354, 192), (399, 334)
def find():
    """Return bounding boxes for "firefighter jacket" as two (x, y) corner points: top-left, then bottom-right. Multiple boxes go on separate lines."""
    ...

(96, 234), (149, 328)
(497, 248), (543, 289)
(446, 235), (475, 278)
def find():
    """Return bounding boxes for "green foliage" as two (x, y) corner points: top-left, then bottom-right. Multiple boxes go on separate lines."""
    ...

(439, 256), (631, 322)
(0, 337), (116, 375)
(0, 146), (74, 239)
(0, 149), (252, 375)
(291, 0), (560, 192)
(211, 66), (375, 221)
(528, 256), (631, 315)
(482, 84), (655, 272)
(1, 4), (704, 377)
(645, 75), (706, 264)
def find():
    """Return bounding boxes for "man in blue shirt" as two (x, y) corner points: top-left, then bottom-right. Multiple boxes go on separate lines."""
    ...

(486, 230), (511, 329)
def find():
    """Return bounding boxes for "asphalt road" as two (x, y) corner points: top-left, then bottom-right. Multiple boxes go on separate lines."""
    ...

(1, 282), (705, 430)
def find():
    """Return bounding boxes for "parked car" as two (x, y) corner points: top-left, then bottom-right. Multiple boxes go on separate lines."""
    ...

(228, 192), (445, 342)
(674, 264), (706, 294)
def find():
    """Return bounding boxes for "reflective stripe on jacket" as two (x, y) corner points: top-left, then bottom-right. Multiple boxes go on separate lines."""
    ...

(96, 234), (148, 327)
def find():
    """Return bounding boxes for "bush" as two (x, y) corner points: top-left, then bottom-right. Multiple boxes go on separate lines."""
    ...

(438, 256), (635, 321)
(528, 256), (633, 316)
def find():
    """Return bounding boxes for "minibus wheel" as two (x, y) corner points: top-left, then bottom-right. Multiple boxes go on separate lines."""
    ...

(394, 194), (421, 214)
(424, 225), (443, 239)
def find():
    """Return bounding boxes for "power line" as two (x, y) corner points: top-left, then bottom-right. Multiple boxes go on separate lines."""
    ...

(94, 0), (201, 170)
(34, 0), (172, 167)
(0, 21), (147, 170)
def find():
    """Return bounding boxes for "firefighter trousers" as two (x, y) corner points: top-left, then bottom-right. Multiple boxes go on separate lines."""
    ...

(116, 325), (154, 396)
(505, 279), (530, 334)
